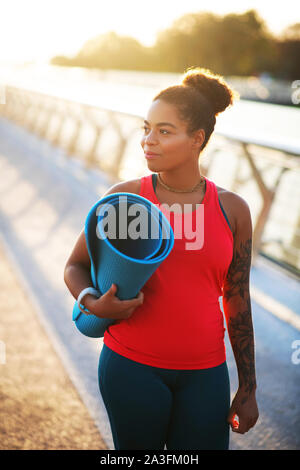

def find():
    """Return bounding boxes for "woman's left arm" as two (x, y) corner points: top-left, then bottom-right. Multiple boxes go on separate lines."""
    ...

(222, 195), (259, 434)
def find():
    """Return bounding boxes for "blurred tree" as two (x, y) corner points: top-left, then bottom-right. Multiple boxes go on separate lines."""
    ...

(216, 10), (276, 75)
(51, 55), (75, 66)
(50, 10), (299, 80)
(153, 10), (277, 76)
(275, 39), (300, 79)
(154, 12), (219, 72)
(281, 23), (300, 40)
(71, 32), (154, 70)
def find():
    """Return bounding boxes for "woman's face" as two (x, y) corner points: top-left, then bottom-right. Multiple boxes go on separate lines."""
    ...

(141, 99), (201, 172)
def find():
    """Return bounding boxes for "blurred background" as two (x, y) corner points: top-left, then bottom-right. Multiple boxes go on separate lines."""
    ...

(0, 0), (299, 451)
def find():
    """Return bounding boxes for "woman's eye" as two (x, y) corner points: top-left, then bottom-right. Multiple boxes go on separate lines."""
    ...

(141, 127), (169, 135)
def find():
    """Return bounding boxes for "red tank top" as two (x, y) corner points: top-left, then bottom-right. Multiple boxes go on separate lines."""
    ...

(103, 174), (234, 369)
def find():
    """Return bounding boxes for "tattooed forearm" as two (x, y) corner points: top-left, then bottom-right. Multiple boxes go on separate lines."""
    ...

(223, 238), (252, 302)
(227, 298), (256, 398)
(223, 237), (256, 397)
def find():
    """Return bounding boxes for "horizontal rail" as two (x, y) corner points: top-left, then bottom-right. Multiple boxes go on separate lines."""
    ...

(2, 83), (300, 157)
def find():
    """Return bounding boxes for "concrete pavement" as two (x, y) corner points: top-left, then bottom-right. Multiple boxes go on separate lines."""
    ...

(0, 238), (107, 450)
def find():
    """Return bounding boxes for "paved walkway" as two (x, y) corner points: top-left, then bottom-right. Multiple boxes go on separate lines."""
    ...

(0, 240), (107, 450)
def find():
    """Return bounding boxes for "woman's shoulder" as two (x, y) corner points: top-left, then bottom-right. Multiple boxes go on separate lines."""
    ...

(215, 184), (251, 235)
(101, 177), (142, 197)
(216, 184), (250, 209)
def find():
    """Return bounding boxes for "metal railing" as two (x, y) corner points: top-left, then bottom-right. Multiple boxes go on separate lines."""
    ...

(1, 85), (299, 272)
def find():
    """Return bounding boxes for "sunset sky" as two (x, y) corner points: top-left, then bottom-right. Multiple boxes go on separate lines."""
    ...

(1, 0), (299, 64)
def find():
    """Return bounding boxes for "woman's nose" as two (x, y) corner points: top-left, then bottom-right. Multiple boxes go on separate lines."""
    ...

(143, 130), (157, 145)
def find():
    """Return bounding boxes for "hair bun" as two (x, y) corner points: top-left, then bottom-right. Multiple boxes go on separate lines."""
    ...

(182, 67), (238, 115)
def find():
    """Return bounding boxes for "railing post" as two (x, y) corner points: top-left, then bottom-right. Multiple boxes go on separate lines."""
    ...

(241, 143), (288, 258)
(85, 126), (102, 168)
(67, 117), (82, 157)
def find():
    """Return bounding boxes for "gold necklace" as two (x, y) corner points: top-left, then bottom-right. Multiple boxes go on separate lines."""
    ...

(157, 173), (205, 193)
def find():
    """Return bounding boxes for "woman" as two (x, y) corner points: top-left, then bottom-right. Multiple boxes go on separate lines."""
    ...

(64, 67), (259, 450)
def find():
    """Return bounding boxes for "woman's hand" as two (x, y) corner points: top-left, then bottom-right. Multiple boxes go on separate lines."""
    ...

(84, 283), (144, 320)
(227, 388), (259, 434)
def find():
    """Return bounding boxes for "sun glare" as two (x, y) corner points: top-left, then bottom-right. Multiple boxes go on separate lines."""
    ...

(0, 0), (299, 65)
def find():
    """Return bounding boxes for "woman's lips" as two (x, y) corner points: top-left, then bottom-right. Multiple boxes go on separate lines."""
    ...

(144, 152), (160, 159)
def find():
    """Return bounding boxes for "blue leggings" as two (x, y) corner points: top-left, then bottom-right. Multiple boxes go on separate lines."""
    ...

(98, 344), (230, 450)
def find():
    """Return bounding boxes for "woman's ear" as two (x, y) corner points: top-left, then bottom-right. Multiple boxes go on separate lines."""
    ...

(192, 129), (205, 150)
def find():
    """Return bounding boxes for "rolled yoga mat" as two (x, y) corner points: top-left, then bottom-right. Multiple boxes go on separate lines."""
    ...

(72, 192), (174, 337)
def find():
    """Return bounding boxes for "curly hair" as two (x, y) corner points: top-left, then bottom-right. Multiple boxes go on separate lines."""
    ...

(153, 67), (238, 150)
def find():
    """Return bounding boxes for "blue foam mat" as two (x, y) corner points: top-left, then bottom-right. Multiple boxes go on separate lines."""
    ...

(72, 192), (174, 338)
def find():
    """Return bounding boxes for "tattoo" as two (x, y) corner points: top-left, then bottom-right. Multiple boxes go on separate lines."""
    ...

(223, 238), (256, 398)
(227, 298), (256, 400)
(223, 238), (252, 302)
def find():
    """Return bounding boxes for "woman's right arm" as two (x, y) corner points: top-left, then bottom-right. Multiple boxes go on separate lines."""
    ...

(64, 179), (144, 319)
